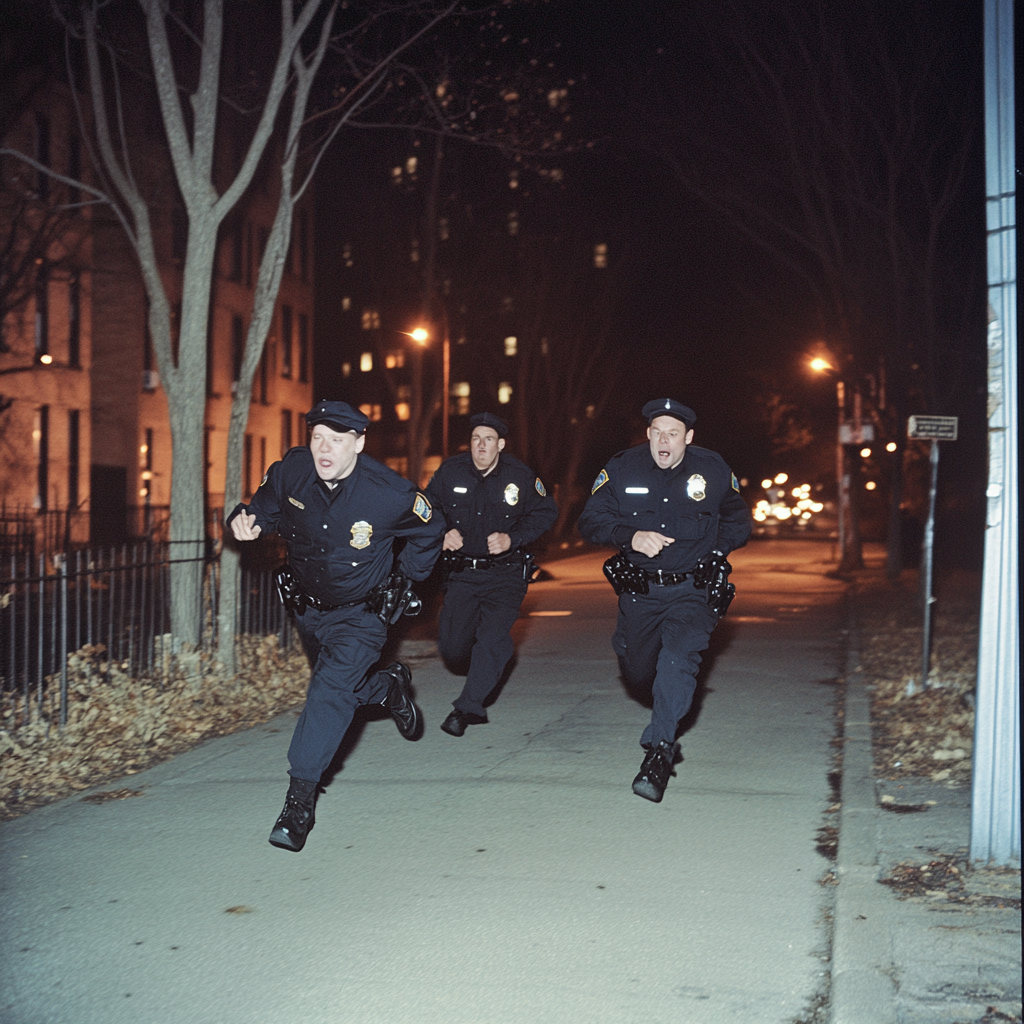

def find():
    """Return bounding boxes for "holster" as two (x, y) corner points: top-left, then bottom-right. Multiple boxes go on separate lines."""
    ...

(366, 572), (423, 625)
(274, 565), (307, 615)
(602, 552), (650, 596)
(693, 551), (735, 617)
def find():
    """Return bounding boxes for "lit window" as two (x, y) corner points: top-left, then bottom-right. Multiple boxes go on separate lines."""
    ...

(395, 403), (411, 421)
(585, 404), (595, 418)
(540, 338), (549, 355)
(391, 166), (402, 185)
(508, 211), (519, 236)
(594, 243), (608, 268)
(360, 352), (373, 372)
(451, 381), (470, 416)
(410, 238), (419, 262)
(547, 87), (567, 108)
(359, 403), (373, 418)
(509, 169), (519, 190)
(504, 336), (517, 356)
(343, 244), (353, 268)
(498, 382), (513, 404)
(342, 297), (351, 311)
(385, 351), (406, 369)
(406, 156), (418, 176)
(438, 217), (449, 241)
(342, 362), (351, 378)
(371, 404), (382, 422)
(502, 296), (513, 313)
(361, 309), (380, 330)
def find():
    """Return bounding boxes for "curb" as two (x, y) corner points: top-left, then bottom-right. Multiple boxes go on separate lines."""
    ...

(829, 606), (897, 1024)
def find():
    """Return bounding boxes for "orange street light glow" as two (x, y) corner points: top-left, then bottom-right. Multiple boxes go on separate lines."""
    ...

(409, 327), (429, 344)
(809, 357), (833, 372)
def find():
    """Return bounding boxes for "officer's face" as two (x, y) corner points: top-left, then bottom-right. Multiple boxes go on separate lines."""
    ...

(310, 424), (365, 481)
(647, 415), (694, 470)
(470, 427), (505, 472)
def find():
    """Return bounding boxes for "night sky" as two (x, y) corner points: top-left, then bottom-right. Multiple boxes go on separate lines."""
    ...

(312, 0), (991, 561)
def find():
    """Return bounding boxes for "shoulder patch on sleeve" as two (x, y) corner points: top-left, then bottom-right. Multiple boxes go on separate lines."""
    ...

(412, 493), (432, 522)
(535, 477), (547, 497)
(731, 472), (740, 492)
(591, 468), (609, 495)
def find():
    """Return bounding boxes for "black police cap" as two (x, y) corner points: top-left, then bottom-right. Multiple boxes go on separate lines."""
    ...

(642, 398), (696, 429)
(469, 411), (509, 437)
(305, 400), (369, 435)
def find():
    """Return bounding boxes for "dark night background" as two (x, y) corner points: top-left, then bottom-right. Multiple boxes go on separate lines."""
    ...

(311, 0), (992, 567)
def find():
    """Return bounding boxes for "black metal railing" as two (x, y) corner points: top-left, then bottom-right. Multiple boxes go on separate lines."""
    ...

(1, 542), (293, 728)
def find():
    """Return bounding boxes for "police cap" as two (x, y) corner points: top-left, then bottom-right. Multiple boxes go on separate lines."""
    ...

(305, 400), (369, 435)
(642, 398), (696, 429)
(469, 411), (509, 437)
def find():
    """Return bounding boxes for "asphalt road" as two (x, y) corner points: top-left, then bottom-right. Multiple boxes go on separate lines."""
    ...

(1, 540), (848, 1024)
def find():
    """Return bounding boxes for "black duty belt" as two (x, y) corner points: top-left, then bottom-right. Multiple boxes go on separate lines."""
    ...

(645, 569), (692, 587)
(442, 551), (519, 571)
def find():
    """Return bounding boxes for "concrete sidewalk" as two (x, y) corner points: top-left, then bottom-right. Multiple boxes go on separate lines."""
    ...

(830, 597), (1021, 1024)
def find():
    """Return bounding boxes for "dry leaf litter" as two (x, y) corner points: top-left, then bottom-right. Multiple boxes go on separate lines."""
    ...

(1, 634), (309, 820)
(854, 569), (979, 786)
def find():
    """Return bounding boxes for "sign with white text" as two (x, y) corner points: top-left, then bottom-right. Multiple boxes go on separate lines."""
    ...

(908, 415), (958, 440)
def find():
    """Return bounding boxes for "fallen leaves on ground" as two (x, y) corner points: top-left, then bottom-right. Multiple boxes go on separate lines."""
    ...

(853, 569), (978, 785)
(1, 635), (310, 820)
(880, 853), (1021, 910)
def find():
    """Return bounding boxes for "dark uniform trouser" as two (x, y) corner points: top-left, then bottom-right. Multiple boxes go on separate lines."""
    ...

(287, 603), (390, 782)
(612, 582), (719, 749)
(438, 565), (528, 717)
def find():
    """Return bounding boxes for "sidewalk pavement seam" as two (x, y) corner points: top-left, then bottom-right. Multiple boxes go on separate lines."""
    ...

(829, 600), (898, 1024)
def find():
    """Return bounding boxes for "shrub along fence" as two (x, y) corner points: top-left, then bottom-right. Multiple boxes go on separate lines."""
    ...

(0, 543), (294, 730)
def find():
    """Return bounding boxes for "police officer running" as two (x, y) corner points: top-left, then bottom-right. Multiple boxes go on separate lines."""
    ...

(227, 401), (443, 851)
(425, 412), (557, 736)
(578, 399), (751, 802)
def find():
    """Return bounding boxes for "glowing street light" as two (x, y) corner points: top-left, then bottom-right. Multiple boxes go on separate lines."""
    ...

(809, 357), (833, 373)
(408, 327), (429, 345)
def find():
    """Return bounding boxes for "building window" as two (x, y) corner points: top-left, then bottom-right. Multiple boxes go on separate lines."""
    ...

(298, 313), (308, 383)
(281, 304), (293, 378)
(594, 243), (608, 268)
(298, 210), (308, 282)
(450, 381), (470, 416)
(68, 410), (80, 508)
(230, 219), (243, 280)
(341, 361), (351, 378)
(36, 405), (49, 510)
(231, 314), (244, 383)
(498, 383), (513, 404)
(360, 351), (373, 372)
(243, 433), (253, 499)
(438, 216), (449, 241)
(410, 238), (420, 262)
(67, 133), (80, 207)
(361, 309), (379, 330)
(343, 243), (353, 268)
(341, 296), (351, 311)
(385, 350), (405, 369)
(281, 409), (292, 456)
(395, 403), (410, 421)
(67, 274), (80, 366)
(34, 263), (48, 359)
(172, 203), (187, 262)
(245, 221), (254, 287)
(359, 403), (382, 422)
(507, 211), (519, 236)
(35, 113), (50, 200)
(504, 336), (517, 357)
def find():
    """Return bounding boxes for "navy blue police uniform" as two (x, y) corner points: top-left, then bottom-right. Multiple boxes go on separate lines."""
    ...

(425, 418), (557, 730)
(227, 401), (443, 848)
(578, 400), (750, 797)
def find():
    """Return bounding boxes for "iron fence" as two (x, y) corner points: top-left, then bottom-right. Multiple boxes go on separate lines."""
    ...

(1, 543), (294, 728)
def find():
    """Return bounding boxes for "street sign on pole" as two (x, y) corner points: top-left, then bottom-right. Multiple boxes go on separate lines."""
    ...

(908, 415), (959, 440)
(908, 416), (958, 691)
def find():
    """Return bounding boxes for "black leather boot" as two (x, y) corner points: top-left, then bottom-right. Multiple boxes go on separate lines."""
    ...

(631, 741), (678, 802)
(269, 778), (318, 851)
(381, 662), (422, 740)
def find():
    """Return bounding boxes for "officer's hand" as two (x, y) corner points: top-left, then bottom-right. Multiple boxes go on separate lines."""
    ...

(229, 512), (261, 542)
(631, 531), (674, 558)
(442, 529), (464, 551)
(487, 532), (512, 555)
